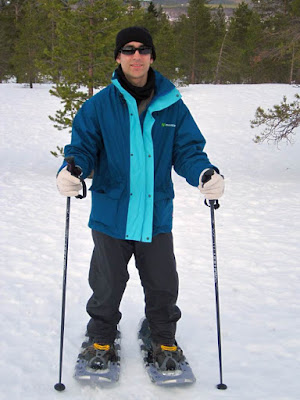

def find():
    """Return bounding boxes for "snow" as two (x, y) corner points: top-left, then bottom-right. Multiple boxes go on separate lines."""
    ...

(0, 82), (299, 400)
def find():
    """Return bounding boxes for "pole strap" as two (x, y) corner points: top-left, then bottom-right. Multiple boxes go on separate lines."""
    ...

(205, 199), (220, 209)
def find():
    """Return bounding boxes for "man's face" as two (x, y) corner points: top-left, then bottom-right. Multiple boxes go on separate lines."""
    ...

(116, 41), (153, 87)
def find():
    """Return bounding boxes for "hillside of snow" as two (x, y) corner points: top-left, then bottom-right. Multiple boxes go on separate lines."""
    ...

(0, 82), (299, 400)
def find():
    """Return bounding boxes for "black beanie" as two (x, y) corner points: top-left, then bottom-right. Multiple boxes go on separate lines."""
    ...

(114, 26), (156, 60)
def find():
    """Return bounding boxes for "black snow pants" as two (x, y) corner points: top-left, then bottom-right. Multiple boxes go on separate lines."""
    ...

(86, 230), (181, 345)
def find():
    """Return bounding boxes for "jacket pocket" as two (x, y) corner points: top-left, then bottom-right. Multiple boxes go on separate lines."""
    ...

(154, 185), (174, 201)
(90, 184), (124, 227)
(153, 189), (174, 229)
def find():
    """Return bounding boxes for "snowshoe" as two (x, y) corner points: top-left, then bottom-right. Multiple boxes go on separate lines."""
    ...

(138, 318), (196, 386)
(74, 331), (121, 384)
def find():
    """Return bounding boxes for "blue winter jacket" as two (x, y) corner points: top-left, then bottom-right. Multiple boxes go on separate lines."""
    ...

(62, 70), (217, 242)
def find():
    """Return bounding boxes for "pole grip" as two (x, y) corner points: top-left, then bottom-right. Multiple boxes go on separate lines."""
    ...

(65, 156), (87, 199)
(202, 168), (215, 185)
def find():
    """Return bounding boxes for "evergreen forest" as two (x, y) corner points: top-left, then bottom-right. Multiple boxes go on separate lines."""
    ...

(1, 0), (299, 135)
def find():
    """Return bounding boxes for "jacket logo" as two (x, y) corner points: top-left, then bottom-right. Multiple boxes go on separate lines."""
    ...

(161, 123), (176, 128)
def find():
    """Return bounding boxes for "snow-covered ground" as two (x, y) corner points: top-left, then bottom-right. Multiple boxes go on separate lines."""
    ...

(0, 82), (299, 400)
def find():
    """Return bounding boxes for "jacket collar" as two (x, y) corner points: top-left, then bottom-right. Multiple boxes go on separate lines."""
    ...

(111, 69), (181, 108)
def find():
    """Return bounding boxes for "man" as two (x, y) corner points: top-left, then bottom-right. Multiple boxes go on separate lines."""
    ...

(57, 26), (224, 372)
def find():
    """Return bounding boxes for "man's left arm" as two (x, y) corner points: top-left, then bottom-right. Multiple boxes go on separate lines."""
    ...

(172, 101), (224, 199)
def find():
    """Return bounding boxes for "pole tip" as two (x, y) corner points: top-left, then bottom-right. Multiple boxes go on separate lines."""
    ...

(54, 383), (66, 391)
(217, 383), (227, 390)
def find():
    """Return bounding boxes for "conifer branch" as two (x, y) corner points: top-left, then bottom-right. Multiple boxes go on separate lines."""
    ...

(251, 94), (300, 144)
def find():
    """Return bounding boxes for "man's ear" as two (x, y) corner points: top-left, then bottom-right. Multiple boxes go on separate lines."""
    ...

(116, 54), (121, 64)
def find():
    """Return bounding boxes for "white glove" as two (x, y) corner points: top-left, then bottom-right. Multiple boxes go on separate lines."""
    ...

(56, 166), (82, 197)
(198, 169), (224, 200)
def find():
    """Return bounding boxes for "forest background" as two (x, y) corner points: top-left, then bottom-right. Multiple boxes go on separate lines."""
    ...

(0, 0), (299, 135)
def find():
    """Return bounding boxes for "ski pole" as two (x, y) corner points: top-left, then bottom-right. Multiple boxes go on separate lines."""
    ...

(207, 198), (227, 390)
(54, 157), (86, 392)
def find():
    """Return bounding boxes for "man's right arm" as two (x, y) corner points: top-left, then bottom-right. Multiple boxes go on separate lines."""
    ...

(56, 98), (103, 197)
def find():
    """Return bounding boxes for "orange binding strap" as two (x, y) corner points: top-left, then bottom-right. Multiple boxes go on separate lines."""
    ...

(161, 345), (177, 352)
(93, 343), (110, 351)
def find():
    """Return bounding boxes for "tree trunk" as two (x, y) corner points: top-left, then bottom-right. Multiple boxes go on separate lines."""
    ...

(88, 47), (94, 98)
(214, 30), (228, 84)
(289, 41), (295, 84)
(191, 29), (197, 84)
(88, 1), (94, 98)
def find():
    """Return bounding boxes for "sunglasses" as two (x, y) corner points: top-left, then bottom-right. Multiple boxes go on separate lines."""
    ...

(120, 45), (152, 56)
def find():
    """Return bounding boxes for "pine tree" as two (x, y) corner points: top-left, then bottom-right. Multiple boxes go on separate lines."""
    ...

(251, 94), (300, 144)
(141, 1), (164, 35)
(250, 1), (300, 144)
(0, 0), (26, 82)
(46, 0), (130, 133)
(148, 1), (159, 18)
(53, 0), (127, 95)
(291, 0), (300, 16)
(251, 0), (300, 83)
(136, 2), (180, 82)
(152, 14), (181, 82)
(215, 2), (262, 83)
(12, 0), (50, 87)
(0, 1), (14, 81)
(36, 0), (64, 83)
(177, 0), (215, 84)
